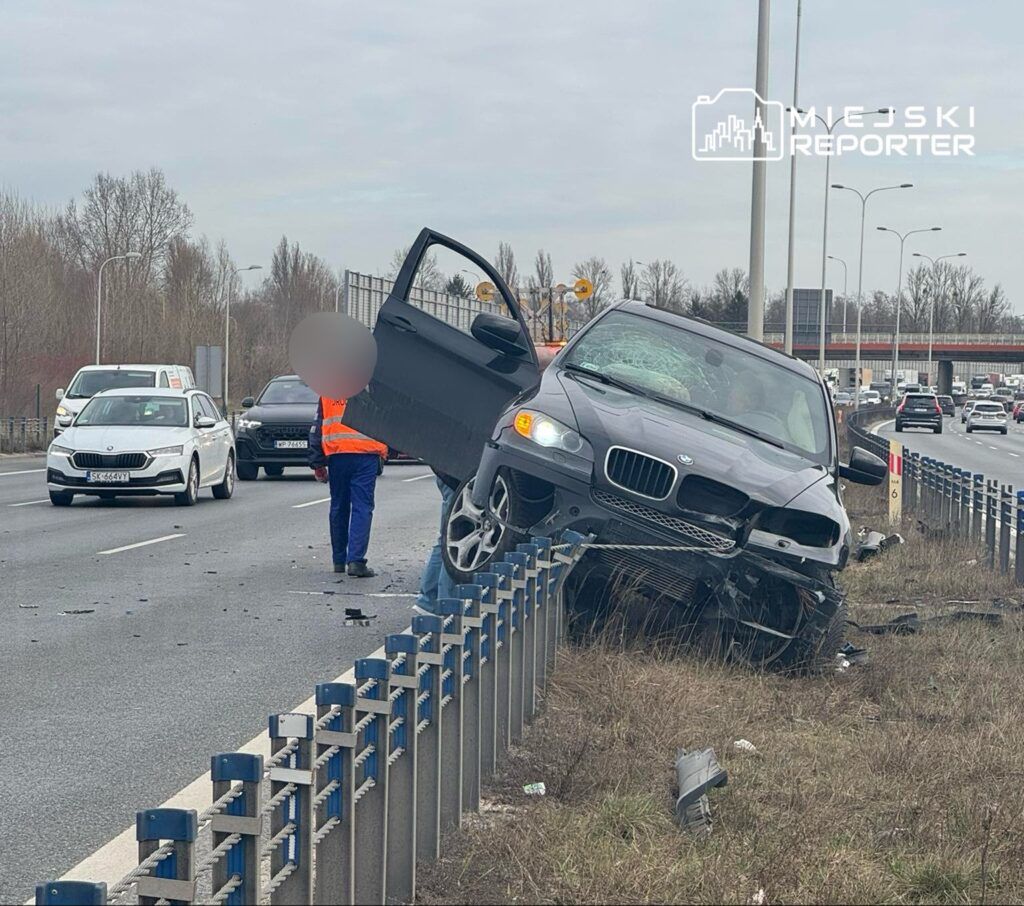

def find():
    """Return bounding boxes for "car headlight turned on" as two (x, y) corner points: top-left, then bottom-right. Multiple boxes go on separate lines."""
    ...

(149, 445), (184, 456)
(56, 405), (72, 418)
(513, 409), (583, 453)
(236, 417), (262, 431)
(49, 443), (74, 457)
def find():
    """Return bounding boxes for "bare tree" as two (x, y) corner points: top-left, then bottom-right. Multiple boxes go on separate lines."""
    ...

(620, 259), (640, 300)
(534, 249), (553, 293)
(571, 256), (612, 320)
(494, 241), (519, 293)
(640, 260), (687, 312)
(948, 265), (987, 331)
(388, 246), (441, 290)
(977, 283), (1009, 333)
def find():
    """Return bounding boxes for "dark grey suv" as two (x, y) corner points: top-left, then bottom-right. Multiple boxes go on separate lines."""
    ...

(895, 393), (943, 433)
(344, 229), (886, 671)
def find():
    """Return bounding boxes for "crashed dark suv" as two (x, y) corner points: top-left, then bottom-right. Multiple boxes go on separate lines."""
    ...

(345, 229), (886, 670)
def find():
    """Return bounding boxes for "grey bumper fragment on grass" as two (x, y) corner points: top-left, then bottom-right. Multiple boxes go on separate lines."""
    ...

(674, 748), (728, 833)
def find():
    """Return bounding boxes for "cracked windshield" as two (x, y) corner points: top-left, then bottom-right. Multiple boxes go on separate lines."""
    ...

(566, 310), (829, 461)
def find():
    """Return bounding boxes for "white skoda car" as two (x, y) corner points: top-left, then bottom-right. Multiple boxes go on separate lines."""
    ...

(46, 388), (235, 506)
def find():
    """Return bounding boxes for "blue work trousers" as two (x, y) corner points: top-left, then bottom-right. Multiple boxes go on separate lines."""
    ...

(327, 452), (380, 566)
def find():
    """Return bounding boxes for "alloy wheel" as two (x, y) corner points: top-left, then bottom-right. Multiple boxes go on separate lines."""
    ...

(445, 475), (511, 573)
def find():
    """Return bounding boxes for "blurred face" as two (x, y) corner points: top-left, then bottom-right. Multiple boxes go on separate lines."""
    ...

(289, 312), (377, 400)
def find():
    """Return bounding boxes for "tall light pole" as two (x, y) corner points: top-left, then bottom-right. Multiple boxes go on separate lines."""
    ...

(798, 108), (891, 376)
(827, 255), (848, 333)
(782, 0), (803, 355)
(877, 225), (941, 397)
(747, 0), (771, 342)
(225, 265), (262, 410)
(831, 182), (913, 408)
(96, 252), (142, 364)
(913, 251), (967, 385)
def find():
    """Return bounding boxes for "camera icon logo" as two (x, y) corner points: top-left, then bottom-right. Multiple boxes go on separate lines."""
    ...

(692, 88), (786, 162)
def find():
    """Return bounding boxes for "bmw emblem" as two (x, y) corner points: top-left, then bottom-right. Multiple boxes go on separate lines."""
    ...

(677, 453), (693, 466)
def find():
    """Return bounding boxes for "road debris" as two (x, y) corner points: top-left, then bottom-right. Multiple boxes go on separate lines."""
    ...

(18, 603), (39, 609)
(523, 782), (546, 796)
(852, 609), (1003, 635)
(855, 529), (905, 561)
(674, 748), (727, 833)
(59, 608), (95, 615)
(344, 607), (376, 626)
(732, 739), (758, 755)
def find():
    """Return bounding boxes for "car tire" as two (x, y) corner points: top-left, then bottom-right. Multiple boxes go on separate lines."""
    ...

(175, 457), (200, 506)
(237, 461), (259, 481)
(264, 465), (284, 477)
(895, 422), (903, 432)
(49, 490), (74, 507)
(212, 452), (235, 499)
(966, 426), (973, 433)
(442, 470), (532, 586)
(935, 423), (942, 434)
(1002, 428), (1008, 435)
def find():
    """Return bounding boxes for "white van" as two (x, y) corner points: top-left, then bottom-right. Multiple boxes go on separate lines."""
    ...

(54, 364), (196, 436)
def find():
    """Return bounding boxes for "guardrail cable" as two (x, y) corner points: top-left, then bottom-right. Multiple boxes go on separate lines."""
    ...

(208, 873), (243, 905)
(261, 821), (297, 856)
(261, 783), (297, 816)
(262, 862), (297, 898)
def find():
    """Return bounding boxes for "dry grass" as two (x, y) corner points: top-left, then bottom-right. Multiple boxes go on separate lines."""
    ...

(417, 482), (1024, 905)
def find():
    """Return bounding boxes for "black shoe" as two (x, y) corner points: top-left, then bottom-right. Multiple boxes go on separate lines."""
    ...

(333, 564), (346, 574)
(347, 561), (375, 578)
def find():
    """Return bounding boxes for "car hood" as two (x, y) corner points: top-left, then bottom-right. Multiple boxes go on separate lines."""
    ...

(555, 369), (828, 507)
(245, 403), (318, 423)
(58, 425), (193, 451)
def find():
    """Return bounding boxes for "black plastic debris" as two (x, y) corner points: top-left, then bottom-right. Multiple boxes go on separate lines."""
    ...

(344, 607), (376, 627)
(852, 610), (1003, 635)
(674, 748), (728, 833)
(855, 530), (905, 562)
(837, 640), (870, 665)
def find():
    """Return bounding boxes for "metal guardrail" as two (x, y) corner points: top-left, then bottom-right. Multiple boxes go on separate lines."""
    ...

(0, 416), (50, 453)
(766, 332), (1024, 346)
(34, 530), (591, 906)
(847, 408), (1024, 583)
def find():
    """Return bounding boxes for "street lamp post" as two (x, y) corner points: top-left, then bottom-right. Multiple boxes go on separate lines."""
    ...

(798, 108), (891, 376)
(782, 0), (803, 355)
(95, 252), (142, 364)
(225, 265), (262, 411)
(827, 255), (848, 333)
(912, 251), (967, 385)
(831, 182), (913, 408)
(877, 225), (942, 398)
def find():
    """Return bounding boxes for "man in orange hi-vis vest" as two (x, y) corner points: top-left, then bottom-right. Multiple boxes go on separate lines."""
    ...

(308, 397), (388, 576)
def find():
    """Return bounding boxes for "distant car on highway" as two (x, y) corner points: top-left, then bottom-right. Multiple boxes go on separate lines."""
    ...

(895, 393), (942, 434)
(1012, 400), (1024, 423)
(235, 375), (319, 480)
(46, 388), (234, 506)
(54, 364), (195, 437)
(962, 400), (978, 424)
(965, 400), (1008, 435)
(936, 394), (955, 417)
(858, 389), (882, 406)
(833, 390), (853, 406)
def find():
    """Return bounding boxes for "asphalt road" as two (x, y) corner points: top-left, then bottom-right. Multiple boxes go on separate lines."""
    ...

(876, 413), (1024, 489)
(0, 454), (439, 902)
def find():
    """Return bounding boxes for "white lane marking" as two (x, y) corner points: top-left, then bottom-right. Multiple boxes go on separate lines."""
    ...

(0, 468), (45, 477)
(288, 590), (417, 598)
(292, 496), (331, 509)
(989, 446), (999, 451)
(7, 498), (48, 507)
(402, 473), (433, 482)
(53, 632), (401, 895)
(98, 533), (186, 555)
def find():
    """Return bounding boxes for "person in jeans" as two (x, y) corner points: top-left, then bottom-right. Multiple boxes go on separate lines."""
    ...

(414, 475), (457, 614)
(309, 396), (387, 576)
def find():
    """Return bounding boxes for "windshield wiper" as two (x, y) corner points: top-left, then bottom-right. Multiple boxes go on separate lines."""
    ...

(562, 362), (653, 398)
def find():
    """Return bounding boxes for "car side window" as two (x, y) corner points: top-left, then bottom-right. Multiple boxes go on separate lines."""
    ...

(198, 395), (220, 421)
(159, 371), (170, 388)
(401, 244), (530, 339)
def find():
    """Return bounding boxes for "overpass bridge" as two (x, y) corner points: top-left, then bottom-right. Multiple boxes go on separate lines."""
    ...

(762, 332), (1024, 365)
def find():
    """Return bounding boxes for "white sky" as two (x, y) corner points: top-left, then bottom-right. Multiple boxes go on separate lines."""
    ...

(2, 0), (1021, 308)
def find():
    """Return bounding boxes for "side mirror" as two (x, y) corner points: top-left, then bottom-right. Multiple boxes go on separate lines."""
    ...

(55, 388), (64, 401)
(241, 397), (255, 409)
(470, 311), (528, 357)
(195, 415), (217, 429)
(839, 446), (887, 486)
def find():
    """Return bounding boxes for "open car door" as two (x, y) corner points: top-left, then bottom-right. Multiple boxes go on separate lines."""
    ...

(344, 228), (540, 481)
